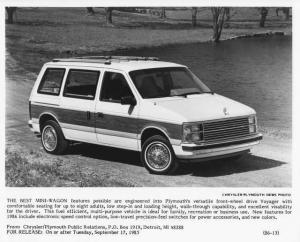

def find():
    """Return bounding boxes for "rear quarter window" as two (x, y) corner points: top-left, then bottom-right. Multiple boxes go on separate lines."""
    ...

(63, 69), (100, 100)
(37, 68), (66, 95)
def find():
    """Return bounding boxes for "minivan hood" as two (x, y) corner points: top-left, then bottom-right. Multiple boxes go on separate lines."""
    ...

(149, 93), (255, 122)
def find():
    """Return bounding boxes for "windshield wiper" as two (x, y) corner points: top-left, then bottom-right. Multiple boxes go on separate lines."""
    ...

(171, 92), (201, 98)
(202, 91), (214, 95)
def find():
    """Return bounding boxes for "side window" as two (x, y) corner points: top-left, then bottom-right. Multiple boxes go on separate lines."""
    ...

(63, 69), (100, 100)
(37, 68), (65, 95)
(100, 72), (134, 103)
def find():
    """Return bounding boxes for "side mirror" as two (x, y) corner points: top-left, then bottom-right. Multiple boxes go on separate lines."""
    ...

(121, 96), (137, 106)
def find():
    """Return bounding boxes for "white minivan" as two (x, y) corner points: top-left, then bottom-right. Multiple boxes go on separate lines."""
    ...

(28, 56), (262, 174)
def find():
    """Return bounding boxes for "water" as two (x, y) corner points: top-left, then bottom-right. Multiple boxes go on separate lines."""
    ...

(114, 36), (292, 135)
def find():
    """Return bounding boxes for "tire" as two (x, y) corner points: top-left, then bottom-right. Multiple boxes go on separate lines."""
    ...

(41, 120), (68, 155)
(141, 135), (178, 175)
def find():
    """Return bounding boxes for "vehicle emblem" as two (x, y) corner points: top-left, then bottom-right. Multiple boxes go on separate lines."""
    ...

(223, 107), (229, 116)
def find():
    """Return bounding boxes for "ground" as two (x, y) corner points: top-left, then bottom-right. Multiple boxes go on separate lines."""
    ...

(5, 8), (292, 187)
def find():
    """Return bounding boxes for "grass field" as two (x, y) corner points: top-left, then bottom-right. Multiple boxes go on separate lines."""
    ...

(5, 145), (136, 187)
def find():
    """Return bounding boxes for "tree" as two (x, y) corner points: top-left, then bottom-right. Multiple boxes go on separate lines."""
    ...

(225, 7), (230, 21)
(211, 7), (226, 42)
(259, 7), (268, 27)
(86, 7), (95, 16)
(276, 7), (290, 20)
(191, 7), (197, 27)
(105, 8), (113, 25)
(160, 8), (166, 19)
(6, 7), (17, 24)
(284, 8), (290, 20)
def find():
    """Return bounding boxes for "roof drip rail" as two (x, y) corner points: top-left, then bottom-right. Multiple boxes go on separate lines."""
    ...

(52, 56), (159, 64)
(52, 58), (112, 65)
(75, 56), (159, 61)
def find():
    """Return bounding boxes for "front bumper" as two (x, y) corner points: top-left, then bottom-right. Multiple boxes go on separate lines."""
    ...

(173, 133), (262, 161)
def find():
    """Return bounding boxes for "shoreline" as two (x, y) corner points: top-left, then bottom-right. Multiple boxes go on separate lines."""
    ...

(103, 30), (292, 56)
(6, 29), (292, 58)
(5, 27), (292, 76)
(56, 29), (293, 55)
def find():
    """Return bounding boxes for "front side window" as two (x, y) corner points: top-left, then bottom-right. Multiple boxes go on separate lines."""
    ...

(38, 68), (65, 95)
(100, 72), (134, 103)
(129, 67), (211, 99)
(63, 69), (100, 99)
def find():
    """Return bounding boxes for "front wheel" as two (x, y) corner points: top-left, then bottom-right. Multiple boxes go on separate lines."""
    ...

(141, 135), (178, 175)
(41, 120), (69, 155)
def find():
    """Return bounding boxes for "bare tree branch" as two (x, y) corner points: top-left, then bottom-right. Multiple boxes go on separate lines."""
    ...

(191, 7), (197, 27)
(211, 7), (226, 42)
(6, 7), (17, 24)
(105, 8), (113, 25)
(259, 7), (269, 27)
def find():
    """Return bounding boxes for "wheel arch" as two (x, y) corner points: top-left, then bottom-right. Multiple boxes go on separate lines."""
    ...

(39, 112), (61, 132)
(140, 126), (172, 148)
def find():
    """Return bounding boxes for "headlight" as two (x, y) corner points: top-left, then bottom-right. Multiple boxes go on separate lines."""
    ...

(183, 123), (203, 143)
(249, 125), (256, 133)
(248, 116), (256, 125)
(249, 115), (257, 133)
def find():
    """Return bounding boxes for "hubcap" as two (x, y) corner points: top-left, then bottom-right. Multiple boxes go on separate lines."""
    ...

(145, 142), (171, 171)
(42, 125), (57, 152)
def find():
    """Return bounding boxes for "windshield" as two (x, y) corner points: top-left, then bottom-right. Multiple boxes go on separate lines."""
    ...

(129, 67), (211, 99)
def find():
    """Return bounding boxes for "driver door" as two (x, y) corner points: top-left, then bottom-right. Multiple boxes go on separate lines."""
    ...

(95, 70), (139, 150)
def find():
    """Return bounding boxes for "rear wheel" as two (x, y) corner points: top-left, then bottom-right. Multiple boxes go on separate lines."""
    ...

(141, 135), (178, 175)
(41, 120), (68, 154)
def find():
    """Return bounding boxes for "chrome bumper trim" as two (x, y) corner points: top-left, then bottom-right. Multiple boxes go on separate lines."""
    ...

(182, 133), (263, 151)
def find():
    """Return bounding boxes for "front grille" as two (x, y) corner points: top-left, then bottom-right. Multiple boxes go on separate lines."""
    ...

(203, 117), (250, 142)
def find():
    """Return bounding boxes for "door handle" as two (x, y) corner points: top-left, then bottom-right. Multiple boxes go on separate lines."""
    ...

(87, 111), (91, 120)
(97, 112), (104, 118)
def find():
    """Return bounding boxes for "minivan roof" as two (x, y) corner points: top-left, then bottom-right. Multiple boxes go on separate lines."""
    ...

(46, 56), (185, 72)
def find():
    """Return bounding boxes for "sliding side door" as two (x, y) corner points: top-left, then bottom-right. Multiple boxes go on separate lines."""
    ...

(59, 68), (100, 143)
